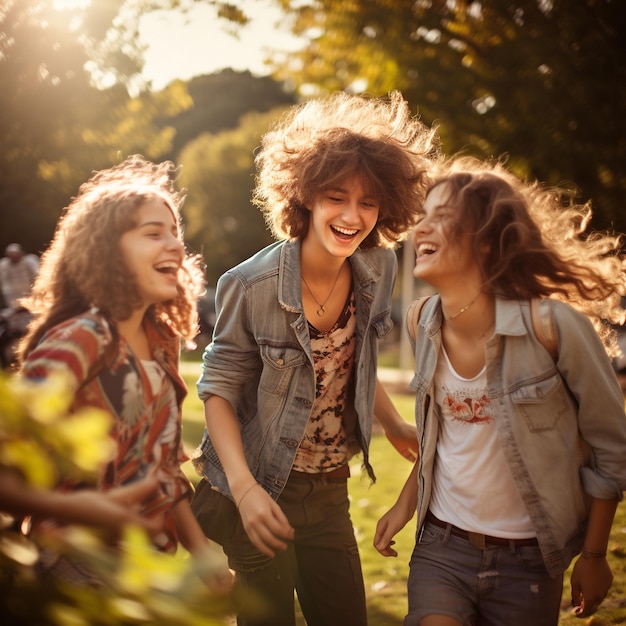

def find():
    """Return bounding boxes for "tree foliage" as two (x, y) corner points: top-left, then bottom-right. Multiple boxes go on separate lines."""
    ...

(272, 0), (626, 233)
(166, 69), (296, 157)
(179, 107), (291, 285)
(0, 0), (193, 256)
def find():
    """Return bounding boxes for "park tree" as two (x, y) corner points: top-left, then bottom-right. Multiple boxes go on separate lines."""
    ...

(271, 0), (626, 234)
(166, 69), (296, 158)
(178, 107), (289, 285)
(0, 0), (297, 259)
(0, 0), (195, 255)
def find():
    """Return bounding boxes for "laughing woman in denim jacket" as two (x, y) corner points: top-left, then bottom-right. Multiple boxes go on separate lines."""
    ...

(191, 91), (438, 626)
(374, 156), (626, 626)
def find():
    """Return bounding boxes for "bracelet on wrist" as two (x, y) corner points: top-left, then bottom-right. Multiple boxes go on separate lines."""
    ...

(236, 482), (260, 510)
(581, 547), (607, 559)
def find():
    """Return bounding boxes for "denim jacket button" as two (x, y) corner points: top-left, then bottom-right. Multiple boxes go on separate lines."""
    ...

(276, 358), (284, 366)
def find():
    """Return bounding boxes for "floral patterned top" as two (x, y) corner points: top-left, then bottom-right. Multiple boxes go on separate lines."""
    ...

(21, 309), (191, 551)
(292, 293), (359, 473)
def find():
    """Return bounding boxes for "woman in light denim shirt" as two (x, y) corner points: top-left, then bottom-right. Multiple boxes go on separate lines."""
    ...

(191, 91), (438, 626)
(375, 156), (626, 626)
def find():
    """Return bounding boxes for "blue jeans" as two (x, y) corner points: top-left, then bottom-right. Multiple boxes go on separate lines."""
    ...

(404, 518), (563, 626)
(193, 473), (367, 626)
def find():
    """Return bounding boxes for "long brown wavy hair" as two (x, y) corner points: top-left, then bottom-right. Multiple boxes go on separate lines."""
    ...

(426, 156), (626, 350)
(18, 156), (205, 363)
(254, 90), (439, 249)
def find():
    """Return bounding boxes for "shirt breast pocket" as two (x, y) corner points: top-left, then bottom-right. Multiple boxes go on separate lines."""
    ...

(259, 344), (307, 395)
(511, 373), (571, 432)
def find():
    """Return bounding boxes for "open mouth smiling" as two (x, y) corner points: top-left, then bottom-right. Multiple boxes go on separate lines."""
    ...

(416, 243), (438, 258)
(331, 225), (359, 240)
(154, 261), (179, 276)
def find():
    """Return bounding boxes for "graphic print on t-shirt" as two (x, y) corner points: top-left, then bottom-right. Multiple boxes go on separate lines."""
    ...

(440, 386), (493, 425)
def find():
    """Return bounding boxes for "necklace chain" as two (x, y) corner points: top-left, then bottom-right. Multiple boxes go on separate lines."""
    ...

(302, 266), (344, 317)
(445, 292), (481, 321)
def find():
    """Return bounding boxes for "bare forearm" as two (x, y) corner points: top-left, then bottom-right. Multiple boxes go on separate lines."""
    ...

(397, 462), (419, 512)
(0, 470), (158, 530)
(582, 497), (618, 555)
(373, 378), (402, 429)
(204, 395), (257, 502)
(172, 498), (211, 554)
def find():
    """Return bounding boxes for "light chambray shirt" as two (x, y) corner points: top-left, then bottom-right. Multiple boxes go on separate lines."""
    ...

(410, 295), (626, 577)
(193, 239), (396, 501)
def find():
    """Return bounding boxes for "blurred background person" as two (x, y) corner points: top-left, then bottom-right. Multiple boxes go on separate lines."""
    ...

(0, 244), (39, 369)
(0, 243), (39, 308)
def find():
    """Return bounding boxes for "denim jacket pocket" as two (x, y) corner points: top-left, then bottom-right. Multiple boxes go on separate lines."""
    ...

(259, 343), (307, 395)
(511, 373), (570, 432)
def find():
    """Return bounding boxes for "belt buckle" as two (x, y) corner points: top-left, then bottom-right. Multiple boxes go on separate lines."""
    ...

(467, 531), (487, 549)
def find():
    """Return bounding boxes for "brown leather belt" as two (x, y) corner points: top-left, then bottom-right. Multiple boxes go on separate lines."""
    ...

(290, 465), (350, 480)
(425, 511), (538, 549)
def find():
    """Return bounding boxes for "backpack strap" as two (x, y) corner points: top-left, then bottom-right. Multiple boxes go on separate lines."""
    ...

(530, 298), (593, 467)
(406, 296), (433, 346)
(530, 298), (558, 361)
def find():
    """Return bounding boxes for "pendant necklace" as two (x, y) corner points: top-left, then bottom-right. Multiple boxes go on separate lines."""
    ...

(302, 265), (344, 317)
(445, 292), (481, 321)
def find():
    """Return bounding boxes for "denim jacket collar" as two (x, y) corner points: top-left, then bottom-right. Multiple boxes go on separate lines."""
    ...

(421, 295), (529, 341)
(278, 239), (382, 314)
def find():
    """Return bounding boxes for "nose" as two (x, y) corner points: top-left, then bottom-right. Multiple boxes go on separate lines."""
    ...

(167, 232), (184, 253)
(342, 198), (361, 223)
(414, 215), (433, 235)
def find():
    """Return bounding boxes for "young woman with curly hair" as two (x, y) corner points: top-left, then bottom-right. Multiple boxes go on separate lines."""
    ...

(191, 90), (438, 626)
(375, 156), (626, 626)
(17, 155), (229, 590)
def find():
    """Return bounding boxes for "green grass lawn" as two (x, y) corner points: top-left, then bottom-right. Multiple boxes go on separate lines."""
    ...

(179, 364), (626, 625)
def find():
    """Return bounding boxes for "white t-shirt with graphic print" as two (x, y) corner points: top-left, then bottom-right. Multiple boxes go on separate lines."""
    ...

(429, 344), (535, 538)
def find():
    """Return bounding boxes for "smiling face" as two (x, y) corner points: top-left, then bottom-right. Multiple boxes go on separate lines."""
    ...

(302, 174), (380, 261)
(119, 196), (185, 311)
(412, 182), (477, 289)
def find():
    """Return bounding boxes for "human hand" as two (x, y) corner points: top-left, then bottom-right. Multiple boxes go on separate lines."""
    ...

(570, 553), (613, 617)
(102, 472), (165, 536)
(192, 542), (235, 596)
(236, 483), (294, 557)
(374, 505), (411, 558)
(56, 473), (165, 543)
(384, 420), (418, 462)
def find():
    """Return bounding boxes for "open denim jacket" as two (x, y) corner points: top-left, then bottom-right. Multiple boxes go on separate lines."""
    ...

(194, 239), (396, 500)
(411, 295), (626, 577)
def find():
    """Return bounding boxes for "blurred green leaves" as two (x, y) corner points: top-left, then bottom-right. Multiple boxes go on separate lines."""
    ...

(0, 372), (113, 488)
(0, 371), (233, 625)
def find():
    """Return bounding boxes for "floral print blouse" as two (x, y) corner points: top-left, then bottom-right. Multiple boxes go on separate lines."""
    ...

(21, 310), (191, 551)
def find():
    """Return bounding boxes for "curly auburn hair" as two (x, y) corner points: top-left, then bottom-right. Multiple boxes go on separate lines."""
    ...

(18, 156), (205, 362)
(426, 156), (626, 350)
(253, 90), (439, 249)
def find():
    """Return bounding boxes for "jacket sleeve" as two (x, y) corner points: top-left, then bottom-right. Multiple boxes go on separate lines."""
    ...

(197, 269), (263, 411)
(20, 316), (110, 391)
(553, 300), (626, 500)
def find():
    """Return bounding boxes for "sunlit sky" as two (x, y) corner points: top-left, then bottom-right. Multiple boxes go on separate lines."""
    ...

(138, 1), (304, 91)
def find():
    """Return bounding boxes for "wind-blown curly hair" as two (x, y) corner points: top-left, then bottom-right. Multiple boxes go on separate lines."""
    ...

(427, 156), (626, 350)
(253, 90), (439, 248)
(18, 156), (205, 362)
